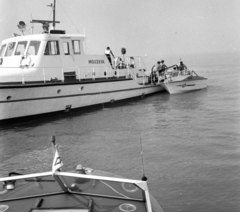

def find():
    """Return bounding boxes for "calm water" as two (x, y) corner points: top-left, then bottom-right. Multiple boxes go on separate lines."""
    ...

(0, 64), (240, 212)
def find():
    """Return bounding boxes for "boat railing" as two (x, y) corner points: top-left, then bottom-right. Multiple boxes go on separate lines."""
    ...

(165, 65), (193, 79)
(124, 56), (150, 85)
(0, 66), (127, 84)
(0, 56), (150, 85)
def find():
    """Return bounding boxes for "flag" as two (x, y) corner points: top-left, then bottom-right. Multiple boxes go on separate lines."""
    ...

(52, 146), (63, 172)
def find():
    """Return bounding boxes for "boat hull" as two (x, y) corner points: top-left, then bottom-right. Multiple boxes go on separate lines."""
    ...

(0, 79), (163, 122)
(162, 78), (207, 94)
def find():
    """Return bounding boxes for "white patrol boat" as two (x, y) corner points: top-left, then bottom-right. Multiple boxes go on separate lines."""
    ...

(161, 65), (208, 94)
(0, 136), (164, 212)
(0, 0), (164, 122)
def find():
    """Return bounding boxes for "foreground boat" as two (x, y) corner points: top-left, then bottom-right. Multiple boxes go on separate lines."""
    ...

(0, 137), (164, 212)
(0, 1), (163, 122)
(161, 65), (207, 94)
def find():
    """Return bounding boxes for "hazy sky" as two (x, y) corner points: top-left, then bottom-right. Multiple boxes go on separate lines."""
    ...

(0, 0), (239, 64)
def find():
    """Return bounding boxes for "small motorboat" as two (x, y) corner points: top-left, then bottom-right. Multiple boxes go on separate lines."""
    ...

(0, 137), (164, 212)
(161, 65), (208, 94)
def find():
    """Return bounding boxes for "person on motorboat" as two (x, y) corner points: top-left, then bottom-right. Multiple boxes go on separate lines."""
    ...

(105, 47), (115, 68)
(158, 60), (168, 82)
(178, 60), (187, 71)
(159, 60), (167, 75)
(151, 61), (161, 84)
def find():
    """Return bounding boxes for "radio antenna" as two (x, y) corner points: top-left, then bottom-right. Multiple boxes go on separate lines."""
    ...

(139, 135), (147, 181)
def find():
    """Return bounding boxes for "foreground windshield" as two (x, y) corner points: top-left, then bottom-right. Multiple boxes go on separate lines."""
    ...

(0, 172), (149, 212)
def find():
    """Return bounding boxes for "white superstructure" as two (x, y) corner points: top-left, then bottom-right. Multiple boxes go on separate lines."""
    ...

(0, 2), (164, 122)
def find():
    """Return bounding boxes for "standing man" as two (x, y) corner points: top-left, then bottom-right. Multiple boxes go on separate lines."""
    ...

(105, 47), (115, 68)
(151, 61), (161, 84)
(159, 60), (167, 75)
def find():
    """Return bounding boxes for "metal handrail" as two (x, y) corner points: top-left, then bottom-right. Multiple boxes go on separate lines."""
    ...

(0, 56), (149, 84)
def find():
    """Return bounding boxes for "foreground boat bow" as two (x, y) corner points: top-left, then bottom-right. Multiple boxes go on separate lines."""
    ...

(0, 138), (164, 212)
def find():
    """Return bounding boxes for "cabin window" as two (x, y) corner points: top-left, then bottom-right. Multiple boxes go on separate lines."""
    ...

(72, 40), (81, 54)
(44, 41), (60, 55)
(63, 42), (70, 55)
(27, 41), (41, 56)
(0, 44), (6, 57)
(4, 42), (16, 57)
(14, 41), (28, 56)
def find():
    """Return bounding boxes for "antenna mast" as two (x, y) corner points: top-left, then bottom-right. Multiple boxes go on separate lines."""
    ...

(140, 136), (147, 181)
(31, 0), (60, 33)
(53, 0), (56, 29)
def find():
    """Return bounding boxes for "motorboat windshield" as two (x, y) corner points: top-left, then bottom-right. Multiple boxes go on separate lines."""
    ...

(0, 171), (152, 212)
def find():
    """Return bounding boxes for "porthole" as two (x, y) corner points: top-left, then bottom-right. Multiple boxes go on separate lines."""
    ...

(57, 89), (61, 94)
(6, 96), (11, 101)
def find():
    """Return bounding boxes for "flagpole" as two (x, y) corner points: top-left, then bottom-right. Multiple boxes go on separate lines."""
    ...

(50, 136), (68, 192)
(51, 136), (56, 155)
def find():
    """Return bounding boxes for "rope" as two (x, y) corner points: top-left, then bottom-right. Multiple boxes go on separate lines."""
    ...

(57, 0), (81, 33)
(99, 180), (129, 199)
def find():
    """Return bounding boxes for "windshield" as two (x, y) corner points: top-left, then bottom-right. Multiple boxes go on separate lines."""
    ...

(0, 172), (149, 212)
(27, 41), (41, 56)
(4, 42), (16, 57)
(14, 41), (28, 56)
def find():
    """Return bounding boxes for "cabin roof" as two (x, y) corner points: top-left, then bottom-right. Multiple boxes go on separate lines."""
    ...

(1, 33), (86, 44)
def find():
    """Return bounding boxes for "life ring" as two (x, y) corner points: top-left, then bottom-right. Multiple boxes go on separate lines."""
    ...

(119, 203), (136, 212)
(121, 182), (138, 193)
(0, 182), (7, 195)
(0, 205), (9, 212)
(20, 53), (32, 68)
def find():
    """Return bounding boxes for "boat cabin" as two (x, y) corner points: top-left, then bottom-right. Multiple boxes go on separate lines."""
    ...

(0, 31), (148, 85)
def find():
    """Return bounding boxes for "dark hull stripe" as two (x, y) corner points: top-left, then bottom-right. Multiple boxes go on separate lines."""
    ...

(176, 84), (195, 87)
(0, 94), (157, 124)
(0, 78), (132, 89)
(0, 84), (161, 103)
(171, 78), (207, 83)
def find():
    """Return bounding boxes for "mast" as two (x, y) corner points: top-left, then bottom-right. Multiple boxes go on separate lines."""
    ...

(53, 0), (56, 29)
(31, 0), (60, 33)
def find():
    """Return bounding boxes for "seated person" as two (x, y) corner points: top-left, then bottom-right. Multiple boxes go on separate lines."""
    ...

(115, 57), (125, 69)
(129, 57), (135, 68)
